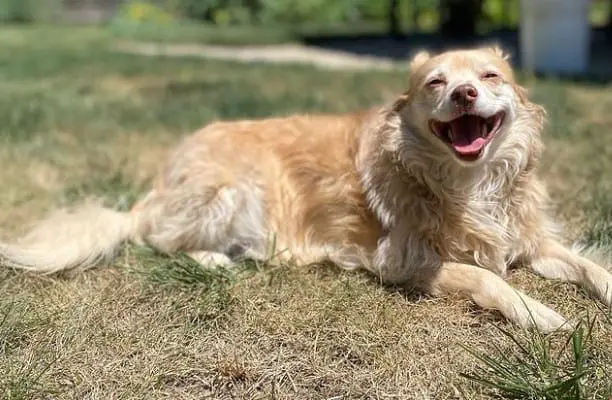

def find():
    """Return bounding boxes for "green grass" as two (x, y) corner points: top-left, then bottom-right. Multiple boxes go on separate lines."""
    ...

(108, 18), (393, 47)
(109, 19), (298, 46)
(461, 320), (610, 399)
(0, 25), (611, 399)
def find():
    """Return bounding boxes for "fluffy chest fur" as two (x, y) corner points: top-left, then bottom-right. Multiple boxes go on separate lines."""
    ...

(365, 166), (519, 275)
(423, 179), (518, 273)
(359, 109), (547, 276)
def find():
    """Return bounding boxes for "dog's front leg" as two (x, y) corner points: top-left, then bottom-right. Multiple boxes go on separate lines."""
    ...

(370, 233), (440, 285)
(372, 234), (569, 332)
(529, 239), (612, 307)
(424, 261), (570, 332)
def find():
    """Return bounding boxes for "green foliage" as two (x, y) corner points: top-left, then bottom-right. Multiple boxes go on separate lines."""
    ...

(111, 0), (530, 33)
(258, 0), (363, 24)
(0, 0), (61, 23)
(163, 0), (258, 25)
(461, 318), (611, 399)
(0, 0), (35, 23)
(109, 19), (295, 45)
(481, 0), (521, 28)
(160, 0), (430, 27)
(115, 0), (175, 24)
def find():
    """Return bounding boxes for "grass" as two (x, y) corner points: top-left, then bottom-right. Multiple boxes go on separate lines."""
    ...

(460, 319), (610, 399)
(108, 20), (299, 46)
(108, 15), (394, 47)
(0, 25), (611, 399)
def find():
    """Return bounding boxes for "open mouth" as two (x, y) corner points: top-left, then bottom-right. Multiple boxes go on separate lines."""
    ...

(429, 111), (505, 162)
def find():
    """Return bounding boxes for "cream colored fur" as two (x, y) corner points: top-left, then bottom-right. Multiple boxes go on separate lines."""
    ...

(0, 202), (133, 274)
(2, 47), (611, 332)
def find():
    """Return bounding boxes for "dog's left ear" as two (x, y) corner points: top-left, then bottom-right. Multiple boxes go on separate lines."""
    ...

(488, 46), (510, 61)
(409, 51), (431, 72)
(514, 83), (547, 130)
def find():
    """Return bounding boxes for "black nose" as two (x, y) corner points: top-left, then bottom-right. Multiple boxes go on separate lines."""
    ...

(451, 84), (478, 107)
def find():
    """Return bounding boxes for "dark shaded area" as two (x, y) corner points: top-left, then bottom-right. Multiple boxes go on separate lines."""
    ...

(387, 0), (402, 39)
(300, 27), (612, 82)
(439, 0), (483, 38)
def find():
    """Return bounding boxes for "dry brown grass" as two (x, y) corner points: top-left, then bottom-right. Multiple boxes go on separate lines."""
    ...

(1, 27), (611, 399)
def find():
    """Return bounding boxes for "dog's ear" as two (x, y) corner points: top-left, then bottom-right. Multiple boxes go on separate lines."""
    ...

(514, 83), (547, 130)
(409, 51), (431, 72)
(488, 45), (510, 61)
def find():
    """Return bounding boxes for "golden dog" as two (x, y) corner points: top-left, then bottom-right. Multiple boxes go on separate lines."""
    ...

(3, 47), (611, 332)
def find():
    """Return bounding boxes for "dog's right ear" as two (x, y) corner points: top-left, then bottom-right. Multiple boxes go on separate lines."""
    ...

(409, 51), (431, 72)
(487, 45), (511, 61)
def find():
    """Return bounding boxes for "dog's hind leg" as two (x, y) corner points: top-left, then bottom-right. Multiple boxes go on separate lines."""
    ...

(187, 251), (234, 267)
(529, 239), (612, 307)
(133, 181), (268, 267)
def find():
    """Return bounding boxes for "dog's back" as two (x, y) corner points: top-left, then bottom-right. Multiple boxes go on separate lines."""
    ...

(1, 109), (382, 272)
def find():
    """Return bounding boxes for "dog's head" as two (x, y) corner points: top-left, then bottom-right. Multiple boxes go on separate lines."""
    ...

(397, 47), (544, 166)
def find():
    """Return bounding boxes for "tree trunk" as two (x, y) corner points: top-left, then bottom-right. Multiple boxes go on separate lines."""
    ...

(388, 0), (402, 38)
(440, 0), (483, 38)
(608, 2), (612, 38)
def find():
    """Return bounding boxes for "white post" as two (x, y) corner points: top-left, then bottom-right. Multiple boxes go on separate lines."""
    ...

(519, 0), (591, 74)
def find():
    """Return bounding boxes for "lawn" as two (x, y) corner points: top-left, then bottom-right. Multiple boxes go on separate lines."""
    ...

(0, 26), (611, 399)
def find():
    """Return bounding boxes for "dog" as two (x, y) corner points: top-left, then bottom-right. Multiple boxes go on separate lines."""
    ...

(2, 47), (611, 332)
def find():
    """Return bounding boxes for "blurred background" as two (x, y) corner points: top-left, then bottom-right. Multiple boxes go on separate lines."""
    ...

(0, 0), (610, 77)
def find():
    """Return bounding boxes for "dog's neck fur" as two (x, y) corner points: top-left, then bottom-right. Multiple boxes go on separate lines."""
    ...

(357, 102), (549, 274)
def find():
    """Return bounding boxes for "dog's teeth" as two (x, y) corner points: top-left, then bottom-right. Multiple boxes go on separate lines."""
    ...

(481, 122), (488, 137)
(448, 128), (455, 141)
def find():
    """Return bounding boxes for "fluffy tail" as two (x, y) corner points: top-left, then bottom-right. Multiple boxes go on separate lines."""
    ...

(0, 203), (136, 274)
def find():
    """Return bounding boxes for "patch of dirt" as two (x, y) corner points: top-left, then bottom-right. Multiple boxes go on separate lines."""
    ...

(113, 41), (401, 71)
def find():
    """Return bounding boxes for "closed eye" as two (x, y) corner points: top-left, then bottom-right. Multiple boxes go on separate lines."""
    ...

(427, 78), (446, 86)
(482, 72), (500, 79)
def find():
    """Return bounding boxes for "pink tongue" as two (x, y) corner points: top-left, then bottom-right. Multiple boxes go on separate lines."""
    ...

(450, 116), (486, 155)
(453, 137), (486, 154)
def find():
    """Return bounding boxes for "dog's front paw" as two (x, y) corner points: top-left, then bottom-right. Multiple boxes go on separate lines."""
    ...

(595, 274), (612, 307)
(512, 294), (573, 333)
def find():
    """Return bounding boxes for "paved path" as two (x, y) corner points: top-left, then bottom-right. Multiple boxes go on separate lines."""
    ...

(113, 41), (403, 71)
